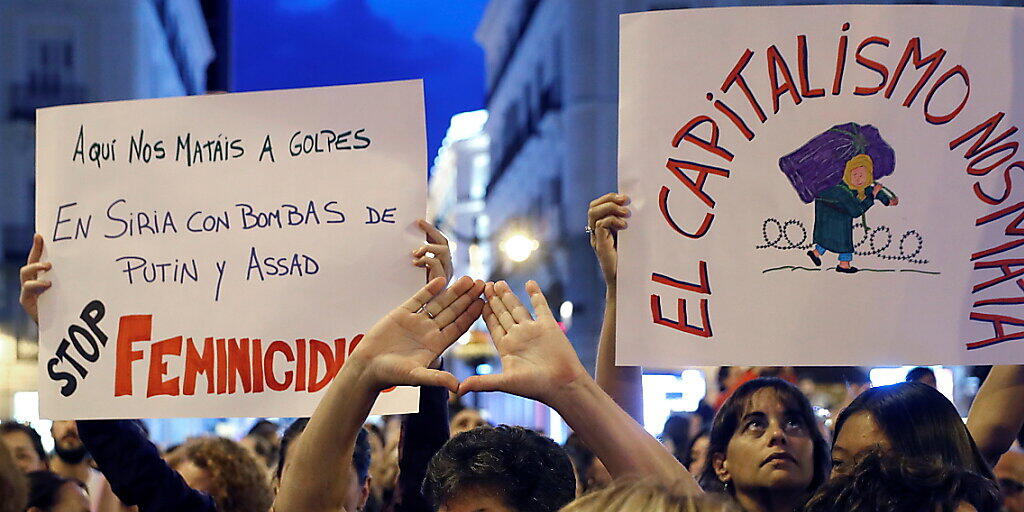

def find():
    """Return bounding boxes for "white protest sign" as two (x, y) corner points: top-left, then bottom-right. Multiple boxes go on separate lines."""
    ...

(36, 80), (426, 419)
(618, 6), (1024, 366)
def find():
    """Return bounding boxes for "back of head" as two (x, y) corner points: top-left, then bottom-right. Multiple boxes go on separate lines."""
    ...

(168, 436), (273, 512)
(0, 442), (27, 512)
(835, 382), (991, 477)
(26, 471), (74, 512)
(905, 366), (935, 383)
(698, 377), (830, 494)
(803, 450), (1000, 512)
(424, 425), (575, 512)
(559, 480), (738, 512)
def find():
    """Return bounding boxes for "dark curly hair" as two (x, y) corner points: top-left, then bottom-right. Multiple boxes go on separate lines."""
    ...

(423, 425), (575, 512)
(802, 450), (1000, 512)
(167, 437), (273, 512)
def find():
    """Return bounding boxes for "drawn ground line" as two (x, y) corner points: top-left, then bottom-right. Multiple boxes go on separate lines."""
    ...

(762, 266), (941, 275)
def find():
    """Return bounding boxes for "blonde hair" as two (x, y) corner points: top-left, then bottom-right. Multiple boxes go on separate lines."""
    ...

(559, 480), (738, 512)
(842, 153), (874, 199)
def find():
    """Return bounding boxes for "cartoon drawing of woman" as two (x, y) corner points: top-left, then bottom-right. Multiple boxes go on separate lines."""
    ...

(806, 154), (898, 274)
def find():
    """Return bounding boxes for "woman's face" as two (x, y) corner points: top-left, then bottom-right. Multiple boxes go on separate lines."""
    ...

(450, 409), (488, 437)
(830, 411), (890, 478)
(689, 434), (709, 477)
(849, 166), (870, 187)
(713, 389), (815, 492)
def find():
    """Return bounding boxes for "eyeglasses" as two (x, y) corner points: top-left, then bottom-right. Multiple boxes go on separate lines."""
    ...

(1000, 478), (1024, 496)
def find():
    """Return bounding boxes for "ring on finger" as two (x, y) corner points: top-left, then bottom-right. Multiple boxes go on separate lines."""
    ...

(585, 225), (593, 235)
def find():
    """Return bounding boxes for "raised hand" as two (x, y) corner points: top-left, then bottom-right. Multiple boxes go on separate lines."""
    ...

(411, 219), (454, 284)
(351, 276), (484, 393)
(588, 193), (630, 286)
(20, 234), (52, 325)
(458, 280), (588, 405)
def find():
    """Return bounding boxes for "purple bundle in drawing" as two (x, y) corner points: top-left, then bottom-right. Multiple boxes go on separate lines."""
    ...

(778, 123), (896, 203)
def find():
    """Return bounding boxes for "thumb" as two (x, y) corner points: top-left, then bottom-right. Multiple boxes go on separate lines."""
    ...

(457, 374), (506, 397)
(408, 367), (459, 393)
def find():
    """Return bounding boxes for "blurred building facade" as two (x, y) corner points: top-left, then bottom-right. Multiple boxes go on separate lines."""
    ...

(0, 0), (216, 422)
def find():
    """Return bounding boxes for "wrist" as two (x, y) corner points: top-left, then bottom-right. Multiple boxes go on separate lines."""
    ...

(544, 371), (600, 412)
(341, 352), (386, 394)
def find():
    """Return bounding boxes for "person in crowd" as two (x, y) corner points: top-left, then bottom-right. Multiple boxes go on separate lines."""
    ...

(994, 448), (1023, 512)
(661, 414), (693, 465)
(831, 382), (991, 479)
(0, 421), (48, 473)
(697, 378), (830, 511)
(239, 420), (280, 471)
(564, 433), (612, 495)
(423, 424), (576, 512)
(687, 430), (710, 477)
(0, 442), (28, 512)
(275, 418), (371, 512)
(448, 408), (489, 438)
(559, 481), (738, 512)
(25, 470), (90, 512)
(905, 366), (937, 388)
(49, 421), (128, 512)
(802, 450), (999, 512)
(362, 423), (391, 512)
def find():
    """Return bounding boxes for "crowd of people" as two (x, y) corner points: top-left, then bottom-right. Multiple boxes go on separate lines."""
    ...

(2, 194), (1023, 512)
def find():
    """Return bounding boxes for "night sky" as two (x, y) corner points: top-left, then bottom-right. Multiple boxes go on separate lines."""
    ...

(232, 0), (489, 169)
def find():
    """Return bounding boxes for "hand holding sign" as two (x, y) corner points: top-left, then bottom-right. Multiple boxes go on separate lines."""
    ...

(412, 219), (454, 284)
(20, 234), (52, 325)
(459, 281), (589, 405)
(351, 276), (484, 392)
(588, 193), (631, 287)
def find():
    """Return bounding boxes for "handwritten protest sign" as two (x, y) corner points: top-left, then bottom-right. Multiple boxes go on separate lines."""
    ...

(618, 6), (1024, 366)
(36, 80), (426, 419)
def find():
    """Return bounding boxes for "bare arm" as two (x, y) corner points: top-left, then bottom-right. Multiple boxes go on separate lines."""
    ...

(589, 193), (643, 422)
(967, 365), (1024, 466)
(274, 277), (484, 512)
(459, 281), (700, 494)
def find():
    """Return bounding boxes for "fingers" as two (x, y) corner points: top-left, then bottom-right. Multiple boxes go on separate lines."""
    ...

(588, 192), (630, 209)
(588, 202), (631, 226)
(433, 279), (484, 327)
(21, 280), (52, 296)
(485, 282), (516, 332)
(27, 233), (43, 265)
(457, 374), (505, 397)
(595, 216), (628, 233)
(20, 262), (52, 285)
(440, 298), (484, 343)
(481, 302), (505, 341)
(399, 276), (447, 312)
(588, 194), (631, 231)
(416, 219), (450, 246)
(411, 243), (450, 259)
(526, 280), (556, 322)
(413, 256), (446, 282)
(422, 276), (475, 317)
(408, 367), (460, 394)
(495, 281), (532, 323)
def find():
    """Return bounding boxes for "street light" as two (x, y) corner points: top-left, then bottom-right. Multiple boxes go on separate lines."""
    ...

(500, 233), (539, 263)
